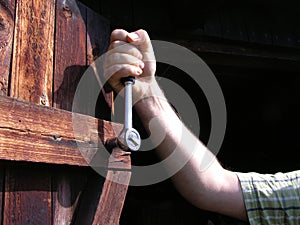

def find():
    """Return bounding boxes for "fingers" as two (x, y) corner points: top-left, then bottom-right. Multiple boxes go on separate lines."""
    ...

(105, 64), (143, 81)
(105, 40), (144, 81)
(126, 29), (155, 62)
(104, 64), (143, 92)
(105, 53), (144, 70)
(108, 41), (143, 61)
(110, 29), (155, 62)
(127, 29), (152, 49)
(105, 28), (156, 94)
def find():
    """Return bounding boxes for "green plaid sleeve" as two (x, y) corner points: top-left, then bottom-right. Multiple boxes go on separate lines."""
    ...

(236, 170), (300, 225)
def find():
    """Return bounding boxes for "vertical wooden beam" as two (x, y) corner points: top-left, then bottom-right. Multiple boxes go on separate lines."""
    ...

(4, 166), (52, 225)
(53, 0), (87, 111)
(86, 7), (114, 118)
(4, 0), (55, 224)
(52, 1), (87, 224)
(86, 7), (110, 64)
(10, 0), (55, 105)
(0, 0), (15, 96)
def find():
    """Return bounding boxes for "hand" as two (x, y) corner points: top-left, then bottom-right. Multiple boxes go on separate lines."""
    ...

(104, 29), (157, 101)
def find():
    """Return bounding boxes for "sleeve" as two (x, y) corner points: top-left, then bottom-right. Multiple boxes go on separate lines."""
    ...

(236, 170), (300, 225)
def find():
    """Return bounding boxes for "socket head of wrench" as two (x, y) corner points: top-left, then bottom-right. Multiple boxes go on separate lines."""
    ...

(118, 128), (141, 151)
(125, 128), (141, 151)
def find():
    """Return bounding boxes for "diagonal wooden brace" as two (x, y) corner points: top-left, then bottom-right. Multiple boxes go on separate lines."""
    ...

(92, 147), (131, 225)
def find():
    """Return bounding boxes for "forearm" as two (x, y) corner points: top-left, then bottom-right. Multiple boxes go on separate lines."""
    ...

(134, 81), (247, 221)
(105, 28), (247, 221)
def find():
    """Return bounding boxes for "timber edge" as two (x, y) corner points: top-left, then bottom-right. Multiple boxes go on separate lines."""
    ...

(0, 95), (130, 169)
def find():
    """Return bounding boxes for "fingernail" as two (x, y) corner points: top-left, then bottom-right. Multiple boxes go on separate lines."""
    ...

(139, 62), (144, 69)
(136, 68), (142, 75)
(127, 32), (139, 42)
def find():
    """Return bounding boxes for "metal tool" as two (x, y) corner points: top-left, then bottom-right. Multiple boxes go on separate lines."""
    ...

(118, 76), (141, 151)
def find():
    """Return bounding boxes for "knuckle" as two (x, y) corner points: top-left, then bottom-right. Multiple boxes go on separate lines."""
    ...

(136, 29), (149, 39)
(111, 29), (127, 39)
(111, 29), (124, 35)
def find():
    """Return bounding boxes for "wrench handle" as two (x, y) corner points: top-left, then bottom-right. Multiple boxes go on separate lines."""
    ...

(121, 76), (135, 130)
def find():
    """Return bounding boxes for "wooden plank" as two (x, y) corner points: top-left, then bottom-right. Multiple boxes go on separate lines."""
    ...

(86, 6), (114, 119)
(73, 148), (131, 225)
(53, 0), (87, 111)
(0, 95), (123, 167)
(53, 2), (87, 223)
(52, 2), (98, 224)
(6, 1), (55, 223)
(92, 147), (131, 225)
(0, 0), (15, 96)
(52, 167), (88, 225)
(9, 0), (55, 105)
(72, 169), (105, 225)
(3, 165), (52, 225)
(87, 7), (110, 63)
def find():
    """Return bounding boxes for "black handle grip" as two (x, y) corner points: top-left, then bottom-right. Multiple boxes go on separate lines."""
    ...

(121, 76), (135, 85)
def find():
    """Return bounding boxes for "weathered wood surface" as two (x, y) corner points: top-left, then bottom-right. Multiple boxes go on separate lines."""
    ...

(52, 2), (118, 224)
(87, 6), (114, 116)
(10, 0), (55, 105)
(0, 0), (14, 95)
(0, 94), (122, 167)
(5, 1), (55, 223)
(52, 167), (88, 225)
(0, 94), (130, 224)
(53, 0), (87, 111)
(92, 147), (131, 225)
(4, 166), (52, 225)
(72, 148), (131, 225)
(0, 0), (132, 224)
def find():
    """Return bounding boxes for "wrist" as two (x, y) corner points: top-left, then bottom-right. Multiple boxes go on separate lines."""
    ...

(132, 79), (166, 104)
(133, 81), (181, 132)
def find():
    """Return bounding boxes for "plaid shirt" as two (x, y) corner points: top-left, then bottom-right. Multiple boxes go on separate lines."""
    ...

(236, 170), (300, 225)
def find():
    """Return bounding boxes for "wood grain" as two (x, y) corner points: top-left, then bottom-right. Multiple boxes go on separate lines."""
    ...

(53, 0), (87, 111)
(0, 95), (123, 167)
(92, 147), (131, 225)
(0, 0), (15, 95)
(5, 0), (56, 223)
(10, 0), (55, 105)
(52, 167), (88, 225)
(4, 165), (52, 225)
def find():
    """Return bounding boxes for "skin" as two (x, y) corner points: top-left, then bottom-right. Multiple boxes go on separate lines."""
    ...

(104, 29), (248, 221)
